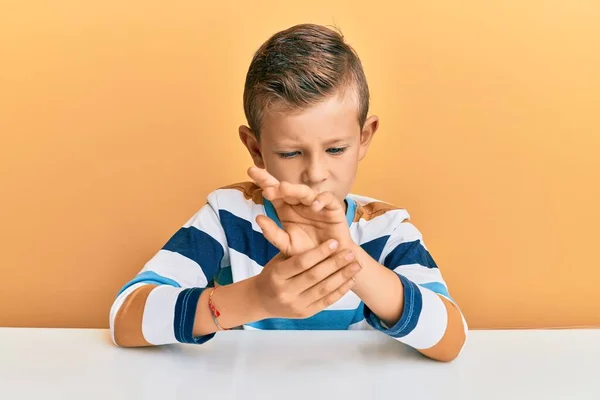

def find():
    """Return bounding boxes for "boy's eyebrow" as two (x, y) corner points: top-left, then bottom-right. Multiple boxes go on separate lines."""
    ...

(273, 137), (353, 148)
(323, 137), (353, 145)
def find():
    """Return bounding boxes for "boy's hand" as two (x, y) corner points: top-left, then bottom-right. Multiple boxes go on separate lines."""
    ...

(248, 167), (353, 257)
(252, 239), (361, 318)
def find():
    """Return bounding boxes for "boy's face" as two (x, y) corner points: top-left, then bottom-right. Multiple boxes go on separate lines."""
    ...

(240, 90), (379, 202)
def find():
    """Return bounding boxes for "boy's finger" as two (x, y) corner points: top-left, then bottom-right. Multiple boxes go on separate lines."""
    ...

(301, 261), (360, 303)
(282, 239), (339, 279)
(291, 249), (357, 291)
(262, 186), (280, 202)
(263, 181), (316, 206)
(306, 277), (357, 313)
(247, 166), (280, 189)
(256, 215), (290, 256)
(311, 191), (343, 212)
(279, 182), (317, 206)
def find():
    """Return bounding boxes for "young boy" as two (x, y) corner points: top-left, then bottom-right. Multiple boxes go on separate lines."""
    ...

(110, 24), (467, 362)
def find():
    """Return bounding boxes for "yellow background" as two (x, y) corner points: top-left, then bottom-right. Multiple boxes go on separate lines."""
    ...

(1, 1), (599, 329)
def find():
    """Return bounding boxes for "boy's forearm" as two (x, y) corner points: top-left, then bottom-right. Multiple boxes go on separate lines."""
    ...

(192, 277), (268, 336)
(349, 243), (405, 326)
(349, 243), (467, 362)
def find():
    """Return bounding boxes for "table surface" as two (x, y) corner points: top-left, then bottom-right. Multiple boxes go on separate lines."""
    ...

(0, 328), (598, 400)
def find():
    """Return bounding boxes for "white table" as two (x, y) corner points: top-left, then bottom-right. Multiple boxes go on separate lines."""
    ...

(0, 328), (598, 399)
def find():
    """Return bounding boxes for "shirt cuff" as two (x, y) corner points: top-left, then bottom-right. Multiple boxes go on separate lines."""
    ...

(363, 273), (423, 338)
(174, 288), (216, 344)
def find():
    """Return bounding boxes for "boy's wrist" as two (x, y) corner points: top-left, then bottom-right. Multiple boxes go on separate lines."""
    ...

(244, 276), (272, 321)
(347, 242), (376, 293)
(193, 277), (270, 337)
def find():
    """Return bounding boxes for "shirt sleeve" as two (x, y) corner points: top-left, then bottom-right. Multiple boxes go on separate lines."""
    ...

(109, 192), (230, 347)
(363, 219), (468, 361)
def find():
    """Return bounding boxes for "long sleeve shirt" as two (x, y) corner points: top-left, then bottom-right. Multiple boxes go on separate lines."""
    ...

(110, 182), (467, 361)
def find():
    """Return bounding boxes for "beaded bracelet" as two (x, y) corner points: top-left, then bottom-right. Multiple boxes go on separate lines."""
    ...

(208, 287), (228, 331)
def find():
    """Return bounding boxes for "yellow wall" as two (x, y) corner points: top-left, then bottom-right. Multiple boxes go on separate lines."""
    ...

(1, 1), (599, 329)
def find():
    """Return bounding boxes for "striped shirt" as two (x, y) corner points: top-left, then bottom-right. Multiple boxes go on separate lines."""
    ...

(110, 182), (467, 360)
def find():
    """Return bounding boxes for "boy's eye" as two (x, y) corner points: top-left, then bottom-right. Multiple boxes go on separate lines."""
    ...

(326, 147), (347, 155)
(278, 151), (301, 159)
(277, 147), (347, 158)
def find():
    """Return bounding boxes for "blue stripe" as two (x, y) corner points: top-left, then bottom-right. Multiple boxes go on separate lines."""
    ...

(384, 240), (439, 269)
(219, 210), (279, 267)
(174, 288), (214, 344)
(264, 197), (358, 229)
(162, 226), (224, 279)
(345, 198), (357, 226)
(214, 265), (233, 286)
(263, 199), (283, 229)
(117, 271), (181, 297)
(246, 304), (365, 330)
(419, 282), (452, 300)
(360, 235), (390, 263)
(365, 274), (422, 338)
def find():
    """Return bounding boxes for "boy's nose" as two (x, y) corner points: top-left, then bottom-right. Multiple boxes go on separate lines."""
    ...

(302, 157), (327, 187)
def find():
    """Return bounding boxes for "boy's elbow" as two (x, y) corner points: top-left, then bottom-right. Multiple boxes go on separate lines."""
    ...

(420, 333), (467, 362)
(111, 333), (152, 348)
(110, 315), (155, 348)
(109, 284), (157, 348)
(419, 304), (468, 362)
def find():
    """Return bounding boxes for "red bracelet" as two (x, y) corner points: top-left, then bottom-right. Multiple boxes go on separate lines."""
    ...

(208, 287), (228, 331)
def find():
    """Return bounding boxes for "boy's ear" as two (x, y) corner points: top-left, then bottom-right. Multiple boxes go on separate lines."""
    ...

(358, 115), (379, 161)
(238, 125), (265, 168)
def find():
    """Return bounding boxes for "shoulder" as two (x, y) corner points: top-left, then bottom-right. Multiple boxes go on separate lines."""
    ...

(347, 193), (414, 259)
(348, 193), (410, 225)
(204, 182), (265, 228)
(211, 181), (264, 205)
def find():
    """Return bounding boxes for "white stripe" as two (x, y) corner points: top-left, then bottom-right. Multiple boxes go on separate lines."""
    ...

(141, 285), (185, 345)
(214, 188), (266, 234)
(242, 324), (261, 330)
(350, 209), (410, 246)
(385, 221), (430, 251)
(229, 248), (263, 281)
(392, 264), (445, 285)
(393, 285), (447, 349)
(143, 250), (208, 288)
(109, 282), (149, 345)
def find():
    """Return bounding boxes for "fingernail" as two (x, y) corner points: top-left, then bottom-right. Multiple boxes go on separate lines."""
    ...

(329, 240), (339, 250)
(350, 263), (361, 272)
(345, 252), (355, 261)
(313, 200), (321, 207)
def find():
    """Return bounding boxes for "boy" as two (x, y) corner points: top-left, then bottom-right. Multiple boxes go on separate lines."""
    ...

(110, 24), (467, 362)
